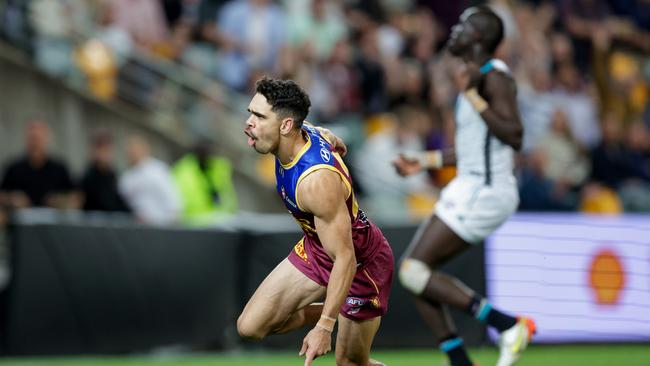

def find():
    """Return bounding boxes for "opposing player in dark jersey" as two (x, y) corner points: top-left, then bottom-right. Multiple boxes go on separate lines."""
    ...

(239, 77), (393, 366)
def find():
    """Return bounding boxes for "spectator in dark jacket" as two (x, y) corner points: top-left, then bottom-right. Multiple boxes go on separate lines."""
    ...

(80, 129), (130, 213)
(0, 120), (78, 209)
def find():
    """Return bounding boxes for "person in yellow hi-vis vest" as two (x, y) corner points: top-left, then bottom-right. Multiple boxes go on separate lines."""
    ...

(173, 140), (238, 225)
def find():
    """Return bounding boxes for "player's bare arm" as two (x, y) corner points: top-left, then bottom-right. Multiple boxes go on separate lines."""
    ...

(466, 67), (523, 151)
(393, 149), (457, 177)
(296, 169), (356, 366)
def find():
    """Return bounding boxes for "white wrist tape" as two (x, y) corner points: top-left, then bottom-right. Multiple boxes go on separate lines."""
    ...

(406, 150), (443, 169)
(464, 88), (488, 113)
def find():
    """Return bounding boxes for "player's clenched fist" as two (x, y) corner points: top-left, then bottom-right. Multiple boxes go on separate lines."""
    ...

(299, 326), (332, 366)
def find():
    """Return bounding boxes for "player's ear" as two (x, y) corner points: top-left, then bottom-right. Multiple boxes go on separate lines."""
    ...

(280, 117), (294, 136)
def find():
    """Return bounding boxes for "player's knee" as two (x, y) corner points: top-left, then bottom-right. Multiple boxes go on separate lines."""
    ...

(398, 258), (431, 295)
(236, 314), (267, 341)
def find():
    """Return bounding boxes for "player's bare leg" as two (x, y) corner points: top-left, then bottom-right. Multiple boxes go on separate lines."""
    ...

(335, 315), (383, 366)
(237, 259), (325, 340)
(399, 215), (476, 365)
(273, 303), (323, 334)
(400, 215), (531, 365)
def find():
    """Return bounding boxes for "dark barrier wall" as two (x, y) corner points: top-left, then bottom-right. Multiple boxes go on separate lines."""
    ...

(3, 224), (240, 355)
(2, 222), (486, 355)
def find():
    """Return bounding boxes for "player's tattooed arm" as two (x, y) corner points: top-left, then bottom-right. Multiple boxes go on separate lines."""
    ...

(473, 71), (523, 151)
(296, 169), (355, 366)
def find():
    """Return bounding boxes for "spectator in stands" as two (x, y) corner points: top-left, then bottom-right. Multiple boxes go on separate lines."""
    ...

(80, 130), (130, 213)
(551, 61), (600, 149)
(518, 150), (578, 211)
(617, 122), (650, 211)
(94, 0), (133, 66)
(1, 0), (32, 51)
(0, 120), (78, 209)
(111, 0), (169, 53)
(214, 0), (287, 91)
(119, 135), (181, 225)
(518, 66), (555, 152)
(173, 139), (238, 225)
(591, 25), (648, 125)
(29, 0), (75, 76)
(354, 106), (434, 217)
(287, 0), (346, 61)
(558, 0), (613, 72)
(589, 112), (636, 189)
(536, 109), (590, 189)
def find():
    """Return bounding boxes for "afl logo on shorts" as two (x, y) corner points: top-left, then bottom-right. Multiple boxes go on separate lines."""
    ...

(320, 148), (331, 162)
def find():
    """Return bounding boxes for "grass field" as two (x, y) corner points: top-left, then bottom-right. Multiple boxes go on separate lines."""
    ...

(2, 345), (649, 366)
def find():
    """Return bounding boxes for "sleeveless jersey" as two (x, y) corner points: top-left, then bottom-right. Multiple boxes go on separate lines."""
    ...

(275, 125), (380, 266)
(455, 59), (515, 184)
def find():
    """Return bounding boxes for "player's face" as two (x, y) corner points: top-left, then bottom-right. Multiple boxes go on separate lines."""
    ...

(244, 93), (281, 154)
(447, 9), (478, 56)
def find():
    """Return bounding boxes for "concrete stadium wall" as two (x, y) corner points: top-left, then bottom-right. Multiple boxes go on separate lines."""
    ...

(0, 50), (184, 175)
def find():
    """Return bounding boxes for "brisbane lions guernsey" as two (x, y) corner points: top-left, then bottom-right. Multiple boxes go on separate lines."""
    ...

(275, 125), (383, 269)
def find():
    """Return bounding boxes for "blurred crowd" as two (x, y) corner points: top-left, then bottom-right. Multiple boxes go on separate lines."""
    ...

(0, 0), (649, 217)
(0, 121), (238, 226)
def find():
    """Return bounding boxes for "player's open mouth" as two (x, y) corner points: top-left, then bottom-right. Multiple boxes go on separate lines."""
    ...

(244, 131), (256, 147)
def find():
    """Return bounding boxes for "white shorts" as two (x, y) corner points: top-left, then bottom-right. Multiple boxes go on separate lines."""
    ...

(435, 174), (519, 244)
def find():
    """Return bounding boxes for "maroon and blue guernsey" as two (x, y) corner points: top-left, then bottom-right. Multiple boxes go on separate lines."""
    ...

(276, 124), (394, 320)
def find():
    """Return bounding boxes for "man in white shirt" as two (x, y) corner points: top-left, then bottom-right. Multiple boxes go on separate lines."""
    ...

(119, 135), (181, 225)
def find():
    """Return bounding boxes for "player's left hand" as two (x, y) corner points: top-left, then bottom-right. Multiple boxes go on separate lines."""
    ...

(316, 127), (348, 157)
(299, 326), (332, 366)
(393, 154), (424, 176)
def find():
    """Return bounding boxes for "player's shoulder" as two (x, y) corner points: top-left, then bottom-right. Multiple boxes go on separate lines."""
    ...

(296, 167), (345, 212)
(484, 61), (516, 93)
(302, 126), (334, 166)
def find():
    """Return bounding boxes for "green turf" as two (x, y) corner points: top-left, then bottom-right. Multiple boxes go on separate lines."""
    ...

(2, 345), (649, 366)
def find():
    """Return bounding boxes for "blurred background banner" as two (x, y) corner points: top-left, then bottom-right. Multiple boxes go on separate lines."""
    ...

(487, 214), (650, 343)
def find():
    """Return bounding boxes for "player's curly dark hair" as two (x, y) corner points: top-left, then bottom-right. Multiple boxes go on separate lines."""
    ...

(255, 77), (311, 128)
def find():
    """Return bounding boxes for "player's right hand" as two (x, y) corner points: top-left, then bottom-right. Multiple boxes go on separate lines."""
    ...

(393, 154), (423, 177)
(299, 326), (332, 366)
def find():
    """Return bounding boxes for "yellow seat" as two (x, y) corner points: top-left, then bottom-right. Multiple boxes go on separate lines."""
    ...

(580, 186), (622, 214)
